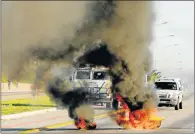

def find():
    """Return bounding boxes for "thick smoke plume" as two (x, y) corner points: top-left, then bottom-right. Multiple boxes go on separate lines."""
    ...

(2, 1), (90, 81)
(3, 1), (155, 122)
(74, 1), (155, 107)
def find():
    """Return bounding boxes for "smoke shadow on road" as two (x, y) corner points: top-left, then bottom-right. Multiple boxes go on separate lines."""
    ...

(93, 107), (113, 110)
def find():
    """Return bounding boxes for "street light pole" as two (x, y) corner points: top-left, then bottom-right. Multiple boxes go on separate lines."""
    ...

(155, 21), (168, 25)
(153, 44), (179, 70)
(152, 21), (175, 70)
(156, 52), (181, 62)
(153, 34), (175, 39)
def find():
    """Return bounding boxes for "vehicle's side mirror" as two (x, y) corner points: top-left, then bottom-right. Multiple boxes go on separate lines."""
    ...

(179, 87), (183, 91)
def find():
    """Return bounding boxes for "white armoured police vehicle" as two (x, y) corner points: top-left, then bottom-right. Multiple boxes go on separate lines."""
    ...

(70, 65), (113, 108)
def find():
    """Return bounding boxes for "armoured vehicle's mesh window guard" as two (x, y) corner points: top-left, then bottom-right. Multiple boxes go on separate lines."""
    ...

(76, 71), (90, 79)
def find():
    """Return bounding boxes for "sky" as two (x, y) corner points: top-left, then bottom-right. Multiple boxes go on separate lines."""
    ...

(152, 1), (194, 81)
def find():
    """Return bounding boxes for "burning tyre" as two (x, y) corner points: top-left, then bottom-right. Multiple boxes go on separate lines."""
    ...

(74, 118), (97, 130)
(111, 93), (164, 129)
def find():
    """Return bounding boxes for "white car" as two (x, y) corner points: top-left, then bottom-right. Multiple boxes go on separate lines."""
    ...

(153, 78), (184, 110)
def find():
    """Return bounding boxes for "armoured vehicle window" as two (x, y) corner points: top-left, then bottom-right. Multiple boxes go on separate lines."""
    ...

(76, 71), (90, 79)
(154, 82), (177, 90)
(93, 71), (108, 80)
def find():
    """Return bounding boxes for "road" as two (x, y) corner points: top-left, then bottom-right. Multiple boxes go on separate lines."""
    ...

(1, 85), (194, 134)
(60, 92), (194, 134)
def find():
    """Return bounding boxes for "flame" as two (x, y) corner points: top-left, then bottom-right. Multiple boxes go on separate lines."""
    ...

(74, 117), (97, 130)
(111, 94), (164, 130)
(74, 118), (87, 130)
(114, 108), (164, 129)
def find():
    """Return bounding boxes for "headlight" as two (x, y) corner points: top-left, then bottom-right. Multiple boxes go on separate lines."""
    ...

(168, 93), (177, 98)
(168, 94), (171, 98)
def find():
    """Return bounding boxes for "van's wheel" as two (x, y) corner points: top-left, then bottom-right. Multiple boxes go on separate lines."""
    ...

(175, 100), (179, 110)
(179, 101), (183, 109)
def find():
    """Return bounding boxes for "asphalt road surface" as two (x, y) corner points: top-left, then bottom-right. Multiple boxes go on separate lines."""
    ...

(1, 85), (194, 134)
(58, 88), (194, 134)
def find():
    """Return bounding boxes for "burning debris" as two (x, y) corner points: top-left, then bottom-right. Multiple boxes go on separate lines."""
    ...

(74, 105), (97, 130)
(110, 93), (163, 129)
(3, 1), (163, 130)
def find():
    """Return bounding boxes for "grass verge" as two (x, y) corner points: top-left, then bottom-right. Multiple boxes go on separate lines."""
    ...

(1, 95), (56, 115)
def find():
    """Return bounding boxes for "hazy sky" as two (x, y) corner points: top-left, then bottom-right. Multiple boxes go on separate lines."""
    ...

(152, 1), (194, 78)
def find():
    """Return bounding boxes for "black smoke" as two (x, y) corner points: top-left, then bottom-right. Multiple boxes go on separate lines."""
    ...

(73, 42), (146, 110)
(73, 42), (118, 68)
(47, 77), (93, 121)
(3, 1), (155, 124)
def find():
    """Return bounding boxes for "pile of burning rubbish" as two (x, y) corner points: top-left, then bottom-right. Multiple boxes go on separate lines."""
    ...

(3, 1), (164, 130)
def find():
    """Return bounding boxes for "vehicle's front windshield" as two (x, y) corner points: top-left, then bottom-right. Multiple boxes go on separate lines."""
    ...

(93, 71), (108, 80)
(76, 71), (90, 79)
(154, 82), (177, 90)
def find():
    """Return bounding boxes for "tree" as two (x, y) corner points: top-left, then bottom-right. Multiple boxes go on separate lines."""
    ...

(148, 70), (162, 84)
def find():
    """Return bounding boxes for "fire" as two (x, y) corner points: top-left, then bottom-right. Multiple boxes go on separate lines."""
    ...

(111, 94), (164, 129)
(74, 117), (97, 130)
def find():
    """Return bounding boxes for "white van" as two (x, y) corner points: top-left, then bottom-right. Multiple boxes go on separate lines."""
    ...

(154, 78), (184, 110)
